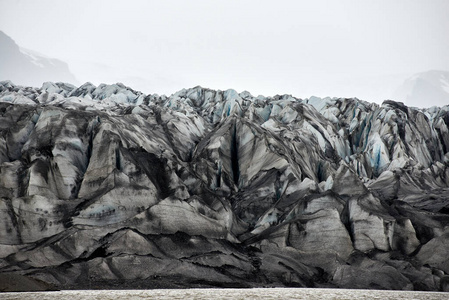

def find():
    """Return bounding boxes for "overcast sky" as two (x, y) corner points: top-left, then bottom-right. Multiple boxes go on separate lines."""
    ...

(1, 0), (448, 103)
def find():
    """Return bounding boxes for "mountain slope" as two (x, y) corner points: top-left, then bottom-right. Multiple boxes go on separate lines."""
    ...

(0, 31), (77, 87)
(393, 70), (449, 108)
(1, 82), (449, 291)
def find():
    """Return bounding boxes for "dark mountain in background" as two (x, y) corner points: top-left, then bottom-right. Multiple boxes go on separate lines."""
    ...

(1, 82), (449, 291)
(0, 31), (78, 87)
(393, 70), (449, 108)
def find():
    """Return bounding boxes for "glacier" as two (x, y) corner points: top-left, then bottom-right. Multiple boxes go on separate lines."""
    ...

(1, 81), (449, 291)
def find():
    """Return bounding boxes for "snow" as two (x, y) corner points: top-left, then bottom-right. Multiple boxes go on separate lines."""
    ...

(19, 48), (45, 68)
(440, 74), (449, 94)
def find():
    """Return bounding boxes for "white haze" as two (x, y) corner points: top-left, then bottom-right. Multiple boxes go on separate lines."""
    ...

(1, 0), (448, 105)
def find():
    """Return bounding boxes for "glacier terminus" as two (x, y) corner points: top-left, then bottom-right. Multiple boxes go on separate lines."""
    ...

(0, 81), (449, 291)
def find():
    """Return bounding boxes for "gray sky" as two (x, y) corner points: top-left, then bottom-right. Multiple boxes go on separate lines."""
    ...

(1, 0), (448, 103)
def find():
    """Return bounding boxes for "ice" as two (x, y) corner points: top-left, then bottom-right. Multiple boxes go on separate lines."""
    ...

(307, 96), (331, 112)
(252, 208), (281, 234)
(304, 121), (327, 152)
(0, 93), (37, 105)
(223, 89), (240, 102)
(322, 109), (340, 124)
(270, 103), (283, 116)
(261, 119), (281, 132)
(279, 106), (298, 123)
(3, 82), (449, 291)
(255, 105), (272, 121)
(368, 133), (390, 174)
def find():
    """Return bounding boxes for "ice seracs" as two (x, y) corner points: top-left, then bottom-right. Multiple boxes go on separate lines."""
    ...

(0, 81), (449, 291)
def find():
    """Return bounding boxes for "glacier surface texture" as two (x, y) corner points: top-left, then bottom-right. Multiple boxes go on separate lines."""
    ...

(1, 81), (449, 291)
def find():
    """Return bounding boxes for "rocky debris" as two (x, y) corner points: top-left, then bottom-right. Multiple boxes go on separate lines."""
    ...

(1, 81), (449, 291)
(332, 259), (414, 290)
(416, 230), (449, 274)
(0, 273), (57, 292)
